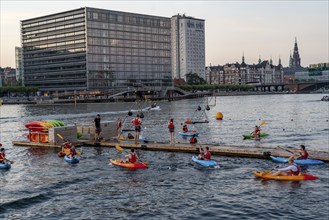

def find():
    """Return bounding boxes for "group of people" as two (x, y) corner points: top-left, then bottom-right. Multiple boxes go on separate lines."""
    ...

(61, 140), (77, 158)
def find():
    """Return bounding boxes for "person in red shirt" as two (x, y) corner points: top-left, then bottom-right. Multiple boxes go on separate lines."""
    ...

(167, 119), (175, 145)
(297, 145), (309, 160)
(132, 114), (142, 144)
(253, 125), (261, 140)
(0, 146), (7, 164)
(182, 124), (188, 132)
(203, 147), (212, 160)
(190, 134), (198, 144)
(125, 148), (139, 163)
(68, 144), (77, 159)
(197, 147), (205, 160)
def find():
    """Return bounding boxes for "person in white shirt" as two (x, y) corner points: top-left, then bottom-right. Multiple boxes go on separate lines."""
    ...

(272, 157), (301, 176)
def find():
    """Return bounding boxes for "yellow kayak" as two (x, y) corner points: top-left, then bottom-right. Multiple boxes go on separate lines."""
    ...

(110, 159), (148, 169)
(253, 171), (318, 181)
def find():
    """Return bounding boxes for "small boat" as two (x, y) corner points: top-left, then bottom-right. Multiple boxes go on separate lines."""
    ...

(191, 156), (217, 167)
(64, 155), (80, 164)
(242, 133), (269, 139)
(0, 161), (11, 169)
(253, 171), (318, 181)
(110, 159), (148, 169)
(179, 131), (199, 137)
(270, 156), (324, 165)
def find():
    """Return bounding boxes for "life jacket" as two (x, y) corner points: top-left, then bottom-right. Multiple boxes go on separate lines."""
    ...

(183, 126), (188, 132)
(299, 150), (309, 159)
(0, 152), (5, 160)
(255, 127), (260, 133)
(190, 137), (197, 144)
(168, 122), (174, 129)
(204, 151), (211, 160)
(129, 153), (137, 163)
(64, 142), (71, 149)
(70, 147), (76, 157)
(133, 118), (140, 126)
(288, 163), (300, 176)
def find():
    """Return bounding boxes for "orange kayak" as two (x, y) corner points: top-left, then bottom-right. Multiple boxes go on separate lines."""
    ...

(110, 159), (148, 169)
(253, 171), (318, 181)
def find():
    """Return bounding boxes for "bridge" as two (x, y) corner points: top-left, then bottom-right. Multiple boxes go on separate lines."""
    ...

(255, 81), (329, 92)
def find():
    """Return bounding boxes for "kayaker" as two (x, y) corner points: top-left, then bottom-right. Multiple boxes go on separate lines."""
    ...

(168, 118), (175, 145)
(125, 148), (139, 163)
(116, 117), (122, 141)
(127, 133), (134, 140)
(151, 102), (157, 108)
(0, 147), (7, 164)
(253, 125), (261, 140)
(272, 157), (301, 176)
(182, 124), (188, 132)
(197, 147), (205, 160)
(204, 147), (212, 160)
(190, 134), (198, 144)
(297, 145), (309, 160)
(132, 114), (142, 144)
(68, 144), (77, 159)
(94, 114), (102, 142)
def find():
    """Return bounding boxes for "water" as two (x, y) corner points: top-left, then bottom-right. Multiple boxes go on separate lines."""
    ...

(0, 94), (328, 219)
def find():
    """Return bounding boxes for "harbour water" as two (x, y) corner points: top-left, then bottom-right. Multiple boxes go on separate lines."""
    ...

(0, 94), (328, 219)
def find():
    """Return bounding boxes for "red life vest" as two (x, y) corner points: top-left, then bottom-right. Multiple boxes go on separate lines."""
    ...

(70, 147), (76, 157)
(299, 150), (309, 159)
(190, 137), (197, 144)
(129, 153), (137, 163)
(204, 151), (211, 160)
(183, 126), (188, 132)
(168, 122), (174, 129)
(288, 163), (300, 176)
(64, 143), (71, 149)
(133, 118), (140, 126)
(255, 127), (260, 133)
(0, 152), (5, 160)
(117, 121), (122, 129)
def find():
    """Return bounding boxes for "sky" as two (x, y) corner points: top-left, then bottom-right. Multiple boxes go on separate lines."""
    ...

(0, 0), (328, 68)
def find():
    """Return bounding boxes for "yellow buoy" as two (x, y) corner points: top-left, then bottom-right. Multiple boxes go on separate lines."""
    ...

(216, 112), (223, 120)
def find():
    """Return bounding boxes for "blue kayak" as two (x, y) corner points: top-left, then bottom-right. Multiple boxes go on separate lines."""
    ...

(0, 161), (11, 169)
(191, 156), (217, 167)
(64, 155), (80, 164)
(179, 131), (199, 137)
(270, 156), (324, 165)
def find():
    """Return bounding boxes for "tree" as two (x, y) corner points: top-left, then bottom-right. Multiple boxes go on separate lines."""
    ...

(186, 72), (207, 85)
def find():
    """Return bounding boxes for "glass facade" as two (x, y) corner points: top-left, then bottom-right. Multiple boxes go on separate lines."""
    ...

(86, 8), (172, 89)
(21, 7), (172, 93)
(21, 8), (87, 93)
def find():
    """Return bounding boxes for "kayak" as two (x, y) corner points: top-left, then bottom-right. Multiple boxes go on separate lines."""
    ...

(110, 159), (148, 169)
(191, 156), (217, 167)
(64, 155), (80, 164)
(179, 131), (199, 136)
(145, 106), (160, 111)
(0, 161), (11, 169)
(270, 156), (324, 165)
(253, 171), (318, 181)
(243, 133), (269, 139)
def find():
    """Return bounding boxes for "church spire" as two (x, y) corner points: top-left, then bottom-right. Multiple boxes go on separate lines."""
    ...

(289, 51), (292, 67)
(242, 52), (245, 63)
(258, 55), (261, 64)
(270, 56), (273, 65)
(292, 37), (301, 68)
(278, 55), (282, 66)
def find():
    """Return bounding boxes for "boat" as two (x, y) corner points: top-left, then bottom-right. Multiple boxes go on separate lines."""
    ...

(270, 156), (324, 165)
(179, 131), (199, 136)
(191, 156), (217, 167)
(0, 161), (11, 169)
(110, 159), (148, 169)
(145, 106), (160, 111)
(243, 133), (269, 139)
(64, 155), (80, 164)
(253, 171), (318, 181)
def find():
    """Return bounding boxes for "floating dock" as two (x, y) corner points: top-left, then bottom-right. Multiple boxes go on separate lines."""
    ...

(12, 140), (329, 162)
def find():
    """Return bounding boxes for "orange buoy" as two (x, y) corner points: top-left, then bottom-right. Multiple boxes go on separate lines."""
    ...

(216, 112), (223, 120)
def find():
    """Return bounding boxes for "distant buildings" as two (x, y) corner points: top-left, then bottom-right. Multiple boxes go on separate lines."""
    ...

(0, 67), (17, 87)
(206, 55), (283, 85)
(295, 63), (329, 82)
(171, 14), (205, 81)
(20, 7), (205, 95)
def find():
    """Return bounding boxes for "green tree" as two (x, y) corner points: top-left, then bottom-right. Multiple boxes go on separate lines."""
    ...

(186, 72), (207, 85)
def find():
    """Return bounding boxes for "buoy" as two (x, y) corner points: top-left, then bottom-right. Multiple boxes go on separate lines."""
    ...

(206, 105), (210, 111)
(216, 112), (223, 120)
(197, 106), (202, 111)
(139, 112), (144, 118)
(128, 111), (132, 116)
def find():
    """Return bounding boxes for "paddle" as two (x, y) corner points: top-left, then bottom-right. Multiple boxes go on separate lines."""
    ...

(56, 134), (81, 155)
(277, 146), (296, 155)
(262, 165), (280, 176)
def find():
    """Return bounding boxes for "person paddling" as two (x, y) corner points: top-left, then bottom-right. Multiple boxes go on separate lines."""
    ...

(197, 147), (205, 160)
(0, 146), (7, 164)
(182, 124), (188, 132)
(203, 147), (212, 160)
(253, 125), (261, 140)
(61, 139), (72, 152)
(297, 145), (309, 160)
(125, 148), (139, 163)
(68, 144), (77, 159)
(272, 157), (301, 176)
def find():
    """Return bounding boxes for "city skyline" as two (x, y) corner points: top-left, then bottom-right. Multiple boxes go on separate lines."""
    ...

(0, 0), (328, 68)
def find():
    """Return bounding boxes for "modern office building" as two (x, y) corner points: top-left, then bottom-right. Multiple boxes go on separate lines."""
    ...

(15, 46), (24, 85)
(171, 14), (205, 81)
(21, 7), (172, 94)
